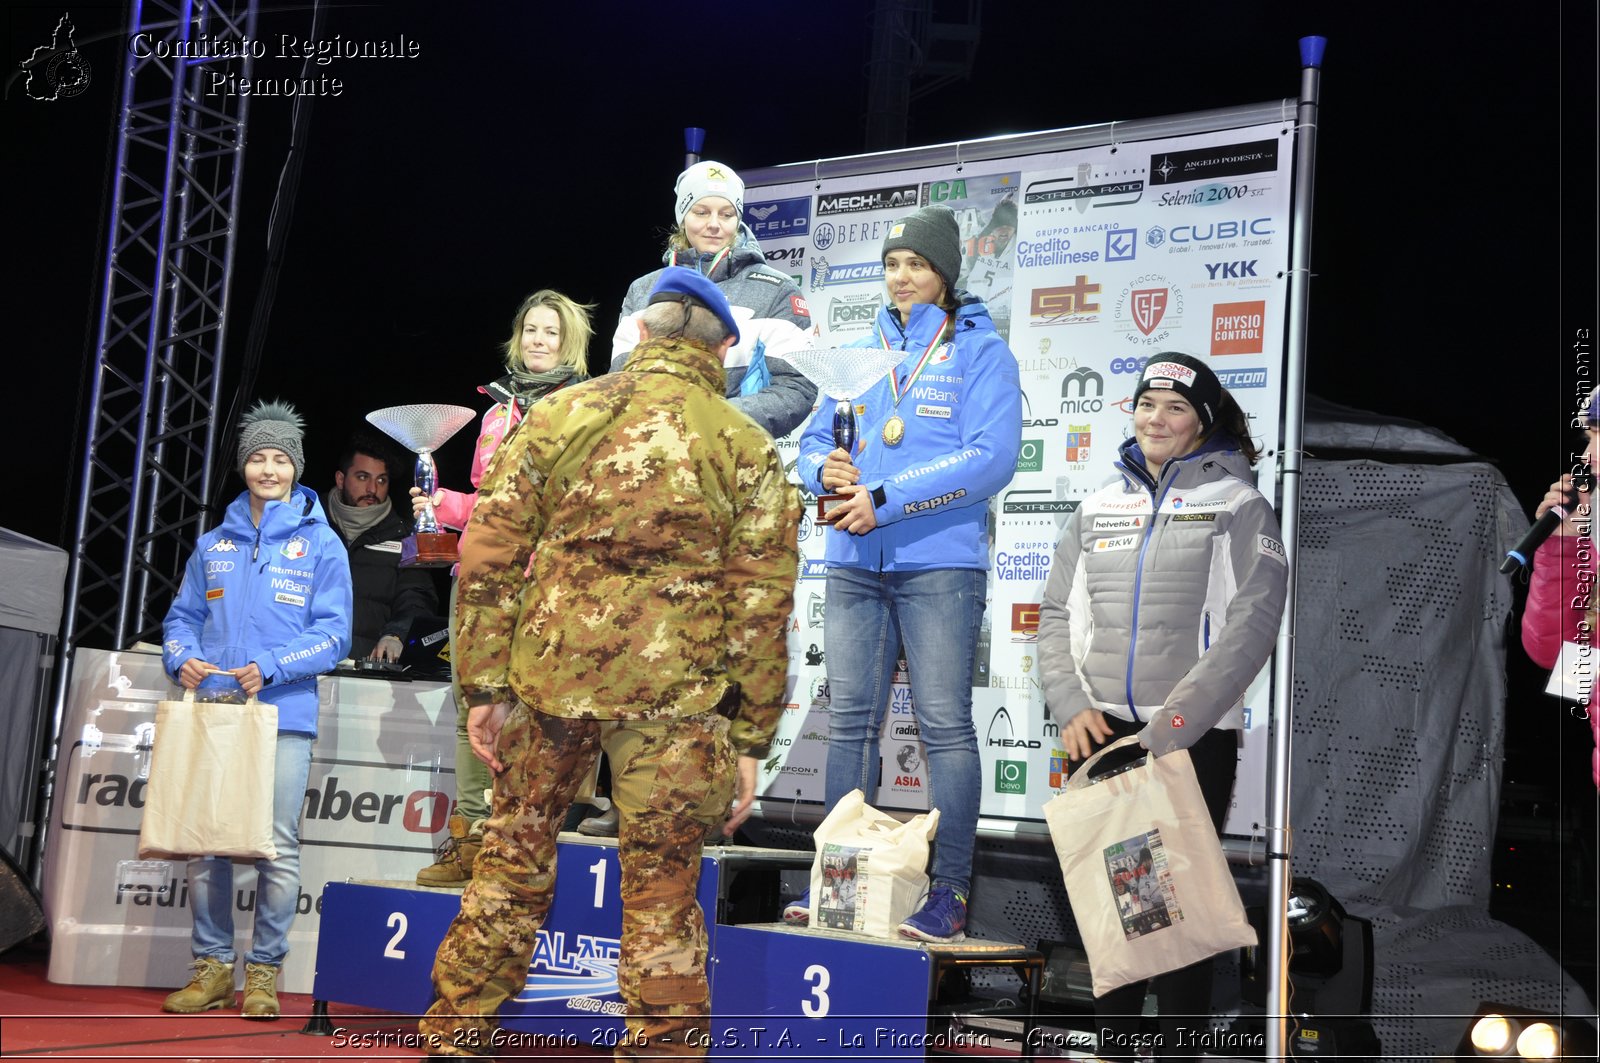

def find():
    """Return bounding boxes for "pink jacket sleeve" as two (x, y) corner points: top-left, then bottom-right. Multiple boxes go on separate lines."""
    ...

(1521, 534), (1593, 668)
(434, 403), (522, 532)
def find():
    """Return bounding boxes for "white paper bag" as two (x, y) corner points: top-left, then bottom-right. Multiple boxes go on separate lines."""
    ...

(808, 789), (939, 937)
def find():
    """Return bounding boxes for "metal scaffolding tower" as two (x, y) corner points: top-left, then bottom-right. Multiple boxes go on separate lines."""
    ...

(35, 1), (261, 877)
(866, 0), (984, 150)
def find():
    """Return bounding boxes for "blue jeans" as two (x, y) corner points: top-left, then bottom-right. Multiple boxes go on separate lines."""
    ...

(823, 566), (985, 896)
(187, 731), (314, 966)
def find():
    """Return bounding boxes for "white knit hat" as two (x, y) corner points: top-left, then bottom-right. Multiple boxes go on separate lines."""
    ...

(673, 161), (744, 224)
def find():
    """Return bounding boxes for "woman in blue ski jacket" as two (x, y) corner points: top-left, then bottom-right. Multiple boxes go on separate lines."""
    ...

(1037, 353), (1287, 1060)
(790, 205), (1022, 942)
(159, 400), (352, 1019)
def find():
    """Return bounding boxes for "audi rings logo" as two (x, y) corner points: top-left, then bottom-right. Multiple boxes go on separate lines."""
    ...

(205, 560), (235, 575)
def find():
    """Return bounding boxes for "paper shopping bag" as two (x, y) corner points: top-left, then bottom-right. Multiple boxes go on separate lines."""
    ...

(808, 789), (939, 937)
(138, 690), (278, 860)
(1042, 736), (1255, 997)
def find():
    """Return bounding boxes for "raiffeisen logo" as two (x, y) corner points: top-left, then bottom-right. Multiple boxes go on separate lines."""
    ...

(514, 929), (620, 1004)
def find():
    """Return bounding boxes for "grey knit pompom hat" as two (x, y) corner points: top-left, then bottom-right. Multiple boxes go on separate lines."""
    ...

(236, 399), (305, 475)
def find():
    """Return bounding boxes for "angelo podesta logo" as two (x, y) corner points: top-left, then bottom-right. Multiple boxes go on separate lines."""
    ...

(18, 12), (92, 101)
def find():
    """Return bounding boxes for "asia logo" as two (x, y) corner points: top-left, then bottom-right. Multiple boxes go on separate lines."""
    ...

(745, 196), (810, 239)
(1029, 277), (1100, 325)
(1010, 602), (1040, 643)
(1059, 367), (1104, 414)
(1211, 300), (1266, 355)
(1113, 275), (1185, 346)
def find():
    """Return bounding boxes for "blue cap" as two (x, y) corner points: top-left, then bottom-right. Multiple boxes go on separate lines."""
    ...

(648, 265), (740, 344)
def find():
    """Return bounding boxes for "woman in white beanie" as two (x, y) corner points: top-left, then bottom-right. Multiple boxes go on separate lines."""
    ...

(610, 160), (817, 439)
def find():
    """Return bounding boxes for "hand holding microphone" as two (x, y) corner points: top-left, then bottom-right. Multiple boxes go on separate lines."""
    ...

(1501, 472), (1593, 574)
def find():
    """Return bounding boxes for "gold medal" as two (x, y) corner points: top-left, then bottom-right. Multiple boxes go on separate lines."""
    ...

(882, 415), (906, 447)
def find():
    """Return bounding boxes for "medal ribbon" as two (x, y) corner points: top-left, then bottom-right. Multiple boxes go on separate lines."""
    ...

(880, 315), (950, 407)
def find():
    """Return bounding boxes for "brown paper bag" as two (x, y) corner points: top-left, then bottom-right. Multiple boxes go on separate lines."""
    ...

(138, 690), (278, 860)
(1042, 736), (1256, 997)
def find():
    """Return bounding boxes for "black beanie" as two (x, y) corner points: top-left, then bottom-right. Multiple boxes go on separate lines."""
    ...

(1131, 353), (1222, 432)
(881, 205), (962, 292)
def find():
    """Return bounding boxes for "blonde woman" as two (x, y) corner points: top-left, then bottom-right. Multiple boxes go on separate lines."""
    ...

(414, 289), (594, 886)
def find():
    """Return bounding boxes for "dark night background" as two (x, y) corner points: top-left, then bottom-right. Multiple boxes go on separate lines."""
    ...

(5, 0), (1596, 1000)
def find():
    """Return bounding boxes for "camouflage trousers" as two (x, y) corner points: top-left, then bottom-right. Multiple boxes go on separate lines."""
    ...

(418, 702), (735, 1059)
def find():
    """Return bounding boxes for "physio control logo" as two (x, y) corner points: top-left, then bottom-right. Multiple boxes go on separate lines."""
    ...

(1211, 300), (1266, 355)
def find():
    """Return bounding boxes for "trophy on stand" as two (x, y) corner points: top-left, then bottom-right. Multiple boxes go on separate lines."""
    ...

(771, 347), (909, 521)
(366, 403), (478, 567)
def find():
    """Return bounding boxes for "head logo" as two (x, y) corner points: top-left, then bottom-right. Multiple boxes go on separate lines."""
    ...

(986, 706), (1042, 749)
(1211, 300), (1266, 355)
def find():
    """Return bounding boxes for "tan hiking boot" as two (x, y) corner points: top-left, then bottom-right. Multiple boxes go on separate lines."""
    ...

(416, 812), (482, 887)
(161, 956), (234, 1013)
(241, 962), (281, 1020)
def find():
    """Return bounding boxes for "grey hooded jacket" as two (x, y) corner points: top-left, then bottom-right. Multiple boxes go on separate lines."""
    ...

(1037, 436), (1287, 757)
(612, 224), (817, 438)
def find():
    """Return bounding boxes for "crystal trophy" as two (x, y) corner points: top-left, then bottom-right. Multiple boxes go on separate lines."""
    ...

(770, 347), (907, 521)
(366, 403), (478, 567)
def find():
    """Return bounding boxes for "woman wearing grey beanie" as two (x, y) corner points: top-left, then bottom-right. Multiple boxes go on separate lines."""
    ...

(791, 204), (1023, 942)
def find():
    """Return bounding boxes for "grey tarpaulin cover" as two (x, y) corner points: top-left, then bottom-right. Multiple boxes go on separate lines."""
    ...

(0, 528), (68, 864)
(1290, 437), (1593, 1055)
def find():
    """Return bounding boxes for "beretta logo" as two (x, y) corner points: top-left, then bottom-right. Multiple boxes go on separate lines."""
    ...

(816, 185), (918, 216)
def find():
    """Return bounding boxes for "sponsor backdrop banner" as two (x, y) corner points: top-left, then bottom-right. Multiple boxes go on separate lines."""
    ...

(747, 123), (1290, 837)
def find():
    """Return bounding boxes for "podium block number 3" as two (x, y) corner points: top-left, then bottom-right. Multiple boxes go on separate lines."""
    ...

(801, 964), (830, 1017)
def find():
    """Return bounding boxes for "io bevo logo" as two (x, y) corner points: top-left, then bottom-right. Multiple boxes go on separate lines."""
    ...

(995, 760), (1028, 795)
(1016, 438), (1043, 473)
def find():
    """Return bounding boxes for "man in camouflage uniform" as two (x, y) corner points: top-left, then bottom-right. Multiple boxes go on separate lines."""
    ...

(418, 267), (801, 1059)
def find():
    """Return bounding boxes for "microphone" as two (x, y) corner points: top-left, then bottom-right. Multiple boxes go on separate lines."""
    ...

(1500, 478), (1590, 574)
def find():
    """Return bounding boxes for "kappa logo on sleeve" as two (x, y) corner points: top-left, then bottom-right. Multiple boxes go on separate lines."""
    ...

(206, 538), (239, 553)
(1258, 534), (1286, 564)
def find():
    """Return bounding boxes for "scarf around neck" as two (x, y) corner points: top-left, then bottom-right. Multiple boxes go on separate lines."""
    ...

(326, 490), (392, 541)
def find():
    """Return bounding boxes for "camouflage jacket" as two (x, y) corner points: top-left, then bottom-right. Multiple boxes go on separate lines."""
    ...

(455, 336), (802, 756)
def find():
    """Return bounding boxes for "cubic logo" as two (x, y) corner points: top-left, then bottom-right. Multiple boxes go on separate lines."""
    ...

(1029, 276), (1100, 324)
(1170, 218), (1274, 243)
(1211, 300), (1266, 355)
(995, 760), (1028, 795)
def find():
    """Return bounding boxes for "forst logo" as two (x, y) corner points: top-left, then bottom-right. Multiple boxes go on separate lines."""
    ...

(1211, 299), (1266, 355)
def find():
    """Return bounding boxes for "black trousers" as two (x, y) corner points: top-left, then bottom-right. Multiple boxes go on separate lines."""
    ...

(1067, 716), (1239, 1061)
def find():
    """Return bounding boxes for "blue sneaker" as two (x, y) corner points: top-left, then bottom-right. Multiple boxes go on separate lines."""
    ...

(781, 889), (811, 925)
(898, 886), (968, 942)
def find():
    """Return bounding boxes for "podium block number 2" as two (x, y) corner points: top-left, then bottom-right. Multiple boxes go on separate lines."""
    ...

(384, 912), (408, 959)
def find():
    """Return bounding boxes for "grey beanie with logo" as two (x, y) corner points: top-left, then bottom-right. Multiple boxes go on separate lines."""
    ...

(236, 398), (306, 475)
(881, 205), (962, 292)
